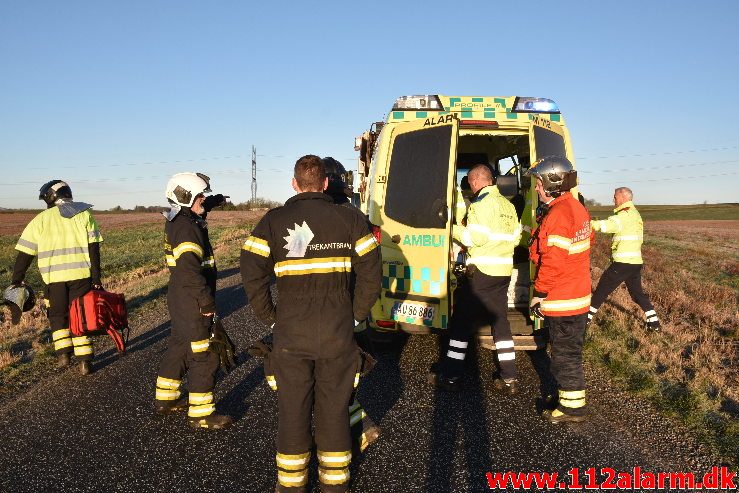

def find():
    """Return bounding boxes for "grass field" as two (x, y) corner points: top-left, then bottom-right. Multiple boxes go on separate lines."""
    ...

(585, 212), (739, 464)
(589, 202), (739, 221)
(0, 210), (264, 396)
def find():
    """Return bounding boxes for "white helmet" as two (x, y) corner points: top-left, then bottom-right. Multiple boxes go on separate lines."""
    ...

(165, 172), (212, 207)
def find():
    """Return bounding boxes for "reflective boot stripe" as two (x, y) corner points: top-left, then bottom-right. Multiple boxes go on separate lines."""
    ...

(188, 403), (215, 418)
(319, 468), (350, 485)
(190, 339), (210, 353)
(559, 389), (586, 408)
(317, 450), (352, 468)
(155, 388), (181, 401)
(53, 329), (73, 351)
(350, 408), (367, 427)
(189, 392), (214, 405)
(266, 375), (277, 390)
(156, 376), (182, 389)
(276, 451), (310, 471)
(277, 469), (308, 487)
(72, 336), (93, 356)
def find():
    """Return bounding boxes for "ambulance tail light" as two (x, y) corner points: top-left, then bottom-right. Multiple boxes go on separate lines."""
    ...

(392, 95), (444, 111)
(512, 97), (560, 113)
(460, 120), (499, 129)
(376, 320), (396, 329)
(371, 224), (382, 244)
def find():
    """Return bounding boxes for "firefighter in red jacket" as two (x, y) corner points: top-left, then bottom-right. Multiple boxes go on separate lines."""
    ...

(241, 155), (381, 493)
(153, 172), (232, 430)
(526, 156), (592, 424)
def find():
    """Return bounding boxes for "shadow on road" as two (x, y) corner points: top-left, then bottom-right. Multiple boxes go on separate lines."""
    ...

(426, 341), (493, 493)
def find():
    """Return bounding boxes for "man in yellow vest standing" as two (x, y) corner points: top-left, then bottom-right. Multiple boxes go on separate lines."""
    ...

(589, 187), (661, 331)
(12, 180), (103, 374)
(433, 164), (522, 393)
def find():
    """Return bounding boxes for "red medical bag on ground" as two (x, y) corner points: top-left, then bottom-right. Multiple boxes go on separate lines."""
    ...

(69, 289), (129, 354)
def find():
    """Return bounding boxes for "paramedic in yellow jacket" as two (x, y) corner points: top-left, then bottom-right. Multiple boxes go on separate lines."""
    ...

(12, 180), (103, 375)
(588, 187), (660, 331)
(434, 164), (522, 393)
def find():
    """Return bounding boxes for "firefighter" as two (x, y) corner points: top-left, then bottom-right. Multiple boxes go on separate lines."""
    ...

(434, 164), (522, 393)
(526, 156), (592, 424)
(322, 156), (381, 453)
(588, 187), (661, 331)
(12, 180), (102, 375)
(153, 172), (233, 430)
(241, 155), (381, 493)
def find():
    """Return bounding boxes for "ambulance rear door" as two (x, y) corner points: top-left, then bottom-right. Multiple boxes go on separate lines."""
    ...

(380, 115), (459, 332)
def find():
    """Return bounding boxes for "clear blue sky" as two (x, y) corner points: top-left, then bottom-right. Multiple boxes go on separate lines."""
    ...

(2, 0), (738, 209)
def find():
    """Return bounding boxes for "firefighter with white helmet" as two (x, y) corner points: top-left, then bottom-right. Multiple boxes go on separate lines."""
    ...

(10, 180), (102, 375)
(153, 172), (233, 429)
(526, 156), (593, 423)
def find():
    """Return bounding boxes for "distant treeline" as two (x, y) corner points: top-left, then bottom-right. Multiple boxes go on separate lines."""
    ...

(108, 197), (282, 213)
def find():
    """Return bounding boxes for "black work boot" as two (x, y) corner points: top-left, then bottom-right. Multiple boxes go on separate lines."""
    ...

(154, 398), (188, 415)
(57, 353), (71, 368)
(433, 373), (462, 392)
(542, 408), (586, 424)
(79, 360), (93, 375)
(492, 378), (518, 395)
(188, 413), (233, 430)
(646, 320), (661, 332)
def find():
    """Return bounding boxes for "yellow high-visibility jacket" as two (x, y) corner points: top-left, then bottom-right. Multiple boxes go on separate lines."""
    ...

(452, 185), (522, 277)
(15, 206), (103, 284)
(591, 200), (643, 264)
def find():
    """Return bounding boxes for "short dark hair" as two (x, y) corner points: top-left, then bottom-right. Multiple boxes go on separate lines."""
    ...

(294, 155), (326, 192)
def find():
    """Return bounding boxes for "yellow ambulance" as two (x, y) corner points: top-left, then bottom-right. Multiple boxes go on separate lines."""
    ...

(354, 95), (579, 350)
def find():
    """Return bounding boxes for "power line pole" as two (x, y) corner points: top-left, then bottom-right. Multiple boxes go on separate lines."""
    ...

(251, 145), (257, 202)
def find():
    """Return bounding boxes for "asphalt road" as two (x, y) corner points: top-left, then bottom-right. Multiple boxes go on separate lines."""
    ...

(0, 269), (722, 492)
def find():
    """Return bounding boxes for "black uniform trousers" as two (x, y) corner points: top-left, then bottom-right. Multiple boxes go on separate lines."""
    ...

(155, 287), (219, 417)
(273, 348), (358, 493)
(443, 271), (517, 381)
(591, 262), (655, 313)
(47, 278), (93, 361)
(548, 313), (588, 416)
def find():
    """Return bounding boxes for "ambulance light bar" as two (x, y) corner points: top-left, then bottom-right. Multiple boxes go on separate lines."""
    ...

(392, 95), (444, 111)
(513, 97), (560, 113)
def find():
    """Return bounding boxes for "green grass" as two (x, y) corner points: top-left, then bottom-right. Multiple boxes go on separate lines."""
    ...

(589, 203), (739, 221)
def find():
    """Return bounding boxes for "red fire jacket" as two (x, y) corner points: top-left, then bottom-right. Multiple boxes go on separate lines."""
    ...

(529, 192), (592, 316)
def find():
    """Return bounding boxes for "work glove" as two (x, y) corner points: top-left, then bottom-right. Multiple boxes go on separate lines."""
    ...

(209, 315), (237, 373)
(529, 292), (546, 319)
(202, 194), (229, 213)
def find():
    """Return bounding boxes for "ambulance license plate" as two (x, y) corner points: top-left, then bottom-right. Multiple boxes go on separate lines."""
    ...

(392, 301), (434, 322)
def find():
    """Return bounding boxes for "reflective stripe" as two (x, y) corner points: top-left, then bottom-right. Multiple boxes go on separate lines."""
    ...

(560, 389), (586, 399)
(155, 388), (181, 400)
(449, 339), (468, 349)
(542, 295), (591, 312)
(72, 336), (92, 346)
(569, 239), (590, 254)
(38, 261), (91, 275)
(54, 339), (73, 350)
(560, 397), (586, 409)
(354, 372), (360, 388)
(16, 238), (38, 252)
(156, 376), (181, 389)
(274, 257), (351, 276)
(52, 329), (71, 341)
(349, 409), (366, 426)
(495, 340), (514, 350)
(349, 400), (361, 413)
(467, 256), (513, 266)
(646, 314), (659, 322)
(461, 229), (473, 246)
(88, 230), (102, 240)
(278, 470), (308, 487)
(37, 246), (90, 260)
(613, 251), (641, 258)
(317, 451), (352, 467)
(189, 392), (214, 405)
(276, 452), (310, 470)
(497, 352), (515, 361)
(447, 350), (465, 360)
(547, 235), (572, 249)
(190, 339), (210, 353)
(644, 309), (656, 317)
(188, 403), (215, 417)
(165, 255), (176, 266)
(173, 242), (203, 260)
(266, 375), (277, 390)
(613, 235), (642, 241)
(319, 468), (350, 485)
(355, 234), (378, 256)
(73, 345), (93, 356)
(242, 236), (270, 257)
(201, 256), (215, 267)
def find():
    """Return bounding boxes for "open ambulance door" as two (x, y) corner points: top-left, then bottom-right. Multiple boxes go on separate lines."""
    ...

(378, 115), (459, 334)
(527, 116), (569, 331)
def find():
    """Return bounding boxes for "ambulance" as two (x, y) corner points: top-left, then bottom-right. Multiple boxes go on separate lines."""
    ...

(354, 95), (579, 351)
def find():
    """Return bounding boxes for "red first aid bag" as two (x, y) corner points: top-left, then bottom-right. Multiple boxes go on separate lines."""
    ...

(69, 289), (129, 354)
